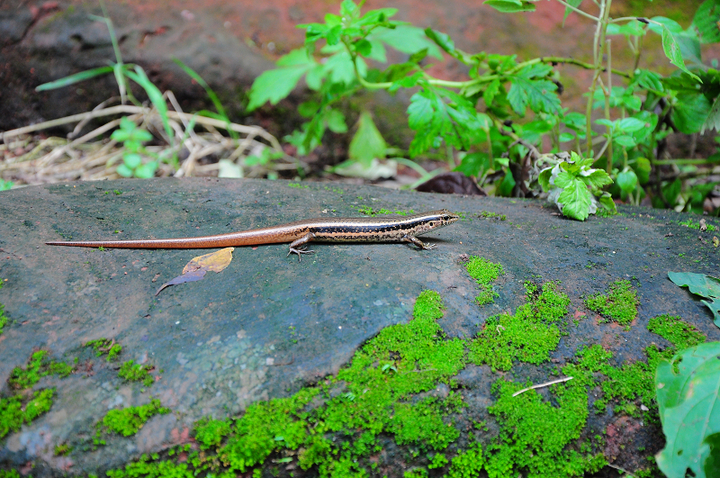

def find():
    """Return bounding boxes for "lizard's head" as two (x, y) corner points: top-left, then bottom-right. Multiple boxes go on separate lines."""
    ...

(426, 209), (460, 229)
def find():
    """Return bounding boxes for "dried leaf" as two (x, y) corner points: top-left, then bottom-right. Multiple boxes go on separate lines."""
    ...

(156, 247), (234, 296)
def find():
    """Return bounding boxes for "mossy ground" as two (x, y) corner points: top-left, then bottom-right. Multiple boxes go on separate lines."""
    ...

(118, 360), (155, 387)
(0, 259), (705, 477)
(585, 279), (639, 325)
(465, 256), (504, 305)
(1, 349), (69, 439)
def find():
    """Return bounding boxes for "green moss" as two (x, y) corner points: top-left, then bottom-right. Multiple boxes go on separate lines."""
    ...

(679, 218), (717, 231)
(355, 205), (414, 216)
(0, 470), (21, 478)
(647, 314), (705, 351)
(447, 442), (484, 477)
(585, 280), (638, 325)
(106, 454), (196, 478)
(428, 452), (448, 469)
(0, 280), (5, 336)
(584, 315), (705, 419)
(118, 360), (155, 386)
(478, 211), (507, 221)
(54, 443), (72, 456)
(0, 395), (24, 438)
(8, 350), (72, 390)
(86, 338), (122, 361)
(465, 256), (504, 305)
(0, 389), (56, 438)
(468, 282), (570, 371)
(194, 416), (232, 448)
(101, 399), (170, 437)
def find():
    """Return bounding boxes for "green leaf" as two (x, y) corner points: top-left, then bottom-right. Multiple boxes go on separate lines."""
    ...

(116, 164), (133, 178)
(134, 161), (158, 179)
(247, 49), (315, 111)
(598, 192), (617, 213)
(692, 0), (720, 44)
(349, 111), (386, 167)
(617, 117), (646, 133)
(702, 95), (720, 134)
(634, 69), (664, 92)
(581, 169), (613, 189)
(484, 0), (536, 13)
(632, 157), (651, 184)
(661, 26), (701, 82)
(325, 109), (348, 133)
(562, 0), (583, 22)
(498, 171), (516, 197)
(35, 66), (115, 91)
(538, 167), (553, 191)
(656, 342), (720, 478)
(668, 272), (720, 327)
(483, 79), (502, 106)
(454, 152), (490, 177)
(123, 153), (142, 170)
(614, 135), (637, 147)
(370, 25), (443, 59)
(616, 170), (638, 194)
(355, 39), (372, 56)
(124, 66), (173, 145)
(507, 64), (560, 116)
(648, 16), (684, 35)
(557, 176), (592, 221)
(673, 92), (712, 134)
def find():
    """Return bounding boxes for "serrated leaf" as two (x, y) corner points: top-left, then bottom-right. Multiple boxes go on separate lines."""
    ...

(668, 272), (720, 326)
(538, 167), (553, 191)
(673, 92), (712, 134)
(616, 170), (638, 194)
(248, 50), (315, 111)
(661, 26), (701, 82)
(557, 177), (592, 221)
(701, 95), (720, 134)
(581, 169), (613, 189)
(483, 78), (502, 106)
(507, 65), (560, 116)
(454, 152), (490, 177)
(692, 0), (720, 44)
(635, 69), (664, 92)
(656, 342), (720, 478)
(424, 28), (455, 54)
(349, 111), (386, 167)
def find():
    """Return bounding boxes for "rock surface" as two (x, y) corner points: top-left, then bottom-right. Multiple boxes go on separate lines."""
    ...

(0, 178), (719, 475)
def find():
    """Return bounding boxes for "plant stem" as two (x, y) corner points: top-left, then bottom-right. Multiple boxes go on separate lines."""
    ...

(606, 38), (613, 173)
(554, 0), (600, 22)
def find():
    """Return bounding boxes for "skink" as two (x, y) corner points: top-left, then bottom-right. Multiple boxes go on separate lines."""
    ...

(47, 209), (460, 259)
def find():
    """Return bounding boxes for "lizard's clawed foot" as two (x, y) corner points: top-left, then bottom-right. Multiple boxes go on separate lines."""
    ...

(288, 247), (315, 262)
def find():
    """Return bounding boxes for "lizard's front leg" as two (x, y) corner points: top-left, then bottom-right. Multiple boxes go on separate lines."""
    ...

(288, 232), (316, 261)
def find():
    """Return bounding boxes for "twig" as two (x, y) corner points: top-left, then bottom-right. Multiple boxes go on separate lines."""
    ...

(512, 376), (574, 397)
(606, 463), (637, 477)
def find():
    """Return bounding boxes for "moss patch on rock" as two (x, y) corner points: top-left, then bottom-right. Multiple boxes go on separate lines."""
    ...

(585, 279), (639, 325)
(468, 281), (571, 371)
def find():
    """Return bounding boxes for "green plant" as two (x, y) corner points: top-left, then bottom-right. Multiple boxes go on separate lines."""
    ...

(668, 271), (720, 326)
(538, 152), (615, 220)
(111, 118), (158, 178)
(248, 0), (720, 217)
(655, 342), (720, 478)
(118, 360), (155, 387)
(0, 180), (13, 191)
